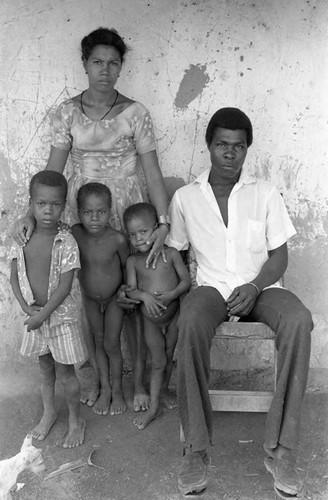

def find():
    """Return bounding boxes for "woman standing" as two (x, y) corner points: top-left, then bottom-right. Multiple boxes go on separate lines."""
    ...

(14, 27), (170, 415)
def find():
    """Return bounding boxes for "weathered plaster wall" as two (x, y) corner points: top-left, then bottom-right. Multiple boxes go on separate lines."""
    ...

(1, 0), (327, 367)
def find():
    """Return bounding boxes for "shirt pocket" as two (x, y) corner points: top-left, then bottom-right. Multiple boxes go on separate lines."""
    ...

(246, 219), (265, 253)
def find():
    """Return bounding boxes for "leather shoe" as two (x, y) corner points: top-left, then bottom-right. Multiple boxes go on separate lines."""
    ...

(264, 456), (303, 497)
(178, 450), (208, 496)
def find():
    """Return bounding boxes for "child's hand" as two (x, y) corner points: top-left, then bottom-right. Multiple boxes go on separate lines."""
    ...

(117, 284), (140, 310)
(142, 292), (167, 317)
(154, 290), (174, 307)
(23, 304), (42, 316)
(24, 311), (44, 331)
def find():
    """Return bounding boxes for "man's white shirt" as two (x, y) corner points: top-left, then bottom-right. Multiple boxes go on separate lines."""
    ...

(166, 168), (296, 300)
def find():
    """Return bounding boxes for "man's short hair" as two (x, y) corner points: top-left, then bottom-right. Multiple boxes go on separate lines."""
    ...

(29, 170), (67, 198)
(76, 182), (112, 210)
(205, 107), (253, 147)
(123, 202), (157, 227)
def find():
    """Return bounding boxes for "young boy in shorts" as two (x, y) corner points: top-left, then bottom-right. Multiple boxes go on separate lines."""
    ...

(123, 202), (191, 430)
(72, 183), (130, 417)
(10, 170), (87, 448)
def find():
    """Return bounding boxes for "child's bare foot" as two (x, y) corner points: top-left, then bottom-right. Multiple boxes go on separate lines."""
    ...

(80, 389), (99, 407)
(161, 389), (177, 409)
(30, 411), (57, 441)
(93, 389), (111, 415)
(133, 391), (150, 412)
(110, 392), (126, 415)
(63, 418), (86, 448)
(133, 407), (162, 430)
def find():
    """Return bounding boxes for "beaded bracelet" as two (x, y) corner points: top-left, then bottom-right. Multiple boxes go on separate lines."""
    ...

(248, 282), (260, 296)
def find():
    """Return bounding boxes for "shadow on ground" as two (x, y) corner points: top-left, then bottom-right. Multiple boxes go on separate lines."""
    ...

(0, 360), (327, 500)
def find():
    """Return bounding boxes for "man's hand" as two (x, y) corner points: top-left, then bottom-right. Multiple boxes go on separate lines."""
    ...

(225, 283), (259, 317)
(116, 284), (141, 310)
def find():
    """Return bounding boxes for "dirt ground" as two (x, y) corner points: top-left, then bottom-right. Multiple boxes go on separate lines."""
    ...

(1, 360), (328, 500)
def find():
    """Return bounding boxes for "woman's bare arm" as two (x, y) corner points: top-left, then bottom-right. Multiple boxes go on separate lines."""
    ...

(139, 150), (169, 268)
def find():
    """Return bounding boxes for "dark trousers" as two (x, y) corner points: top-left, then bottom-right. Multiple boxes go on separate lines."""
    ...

(177, 286), (313, 453)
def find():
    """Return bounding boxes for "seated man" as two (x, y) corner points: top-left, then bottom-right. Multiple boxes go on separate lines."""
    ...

(166, 107), (313, 499)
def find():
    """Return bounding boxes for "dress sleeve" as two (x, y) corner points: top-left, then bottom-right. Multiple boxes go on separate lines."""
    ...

(51, 100), (74, 151)
(131, 103), (156, 155)
(60, 232), (81, 273)
(266, 187), (297, 251)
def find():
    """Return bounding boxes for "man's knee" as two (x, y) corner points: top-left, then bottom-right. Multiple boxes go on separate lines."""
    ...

(178, 305), (205, 336)
(279, 304), (313, 350)
(287, 304), (313, 332)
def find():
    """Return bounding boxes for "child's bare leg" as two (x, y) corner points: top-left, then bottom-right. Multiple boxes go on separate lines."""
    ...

(56, 363), (86, 448)
(104, 299), (125, 415)
(134, 318), (166, 430)
(80, 307), (99, 406)
(161, 312), (179, 409)
(125, 310), (149, 412)
(30, 353), (57, 440)
(85, 298), (111, 415)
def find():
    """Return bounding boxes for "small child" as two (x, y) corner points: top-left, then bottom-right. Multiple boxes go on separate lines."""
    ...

(10, 170), (87, 448)
(72, 183), (130, 416)
(123, 202), (191, 430)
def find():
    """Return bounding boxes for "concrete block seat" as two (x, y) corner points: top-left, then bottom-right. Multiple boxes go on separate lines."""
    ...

(209, 321), (277, 412)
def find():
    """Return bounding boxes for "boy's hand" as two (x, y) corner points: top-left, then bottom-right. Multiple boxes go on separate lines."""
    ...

(154, 290), (174, 307)
(23, 304), (42, 316)
(142, 292), (167, 317)
(117, 284), (140, 310)
(24, 311), (45, 331)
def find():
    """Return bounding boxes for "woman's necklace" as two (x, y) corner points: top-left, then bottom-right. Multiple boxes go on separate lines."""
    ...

(80, 90), (119, 120)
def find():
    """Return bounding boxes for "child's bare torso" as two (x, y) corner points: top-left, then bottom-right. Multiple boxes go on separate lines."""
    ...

(73, 225), (124, 301)
(23, 230), (56, 306)
(134, 249), (179, 325)
(135, 253), (178, 294)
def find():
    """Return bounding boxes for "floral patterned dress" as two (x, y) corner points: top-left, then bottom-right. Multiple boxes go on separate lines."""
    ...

(51, 99), (157, 230)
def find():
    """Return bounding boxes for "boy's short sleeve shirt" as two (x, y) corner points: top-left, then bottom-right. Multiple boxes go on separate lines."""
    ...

(166, 167), (296, 300)
(9, 229), (81, 329)
(48, 229), (81, 326)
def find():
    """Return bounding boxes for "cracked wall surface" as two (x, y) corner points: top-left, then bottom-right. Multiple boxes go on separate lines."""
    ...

(1, 0), (328, 367)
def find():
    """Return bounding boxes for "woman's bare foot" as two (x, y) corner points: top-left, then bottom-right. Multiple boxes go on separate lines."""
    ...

(63, 418), (86, 448)
(161, 389), (177, 409)
(93, 389), (111, 415)
(30, 411), (57, 441)
(80, 389), (99, 407)
(133, 407), (162, 430)
(110, 391), (126, 415)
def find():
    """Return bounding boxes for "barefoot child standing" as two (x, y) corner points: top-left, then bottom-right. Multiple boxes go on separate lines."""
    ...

(10, 171), (87, 448)
(123, 203), (191, 430)
(72, 183), (130, 416)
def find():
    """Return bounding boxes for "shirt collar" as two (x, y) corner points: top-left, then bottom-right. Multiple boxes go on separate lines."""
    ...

(194, 166), (256, 187)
